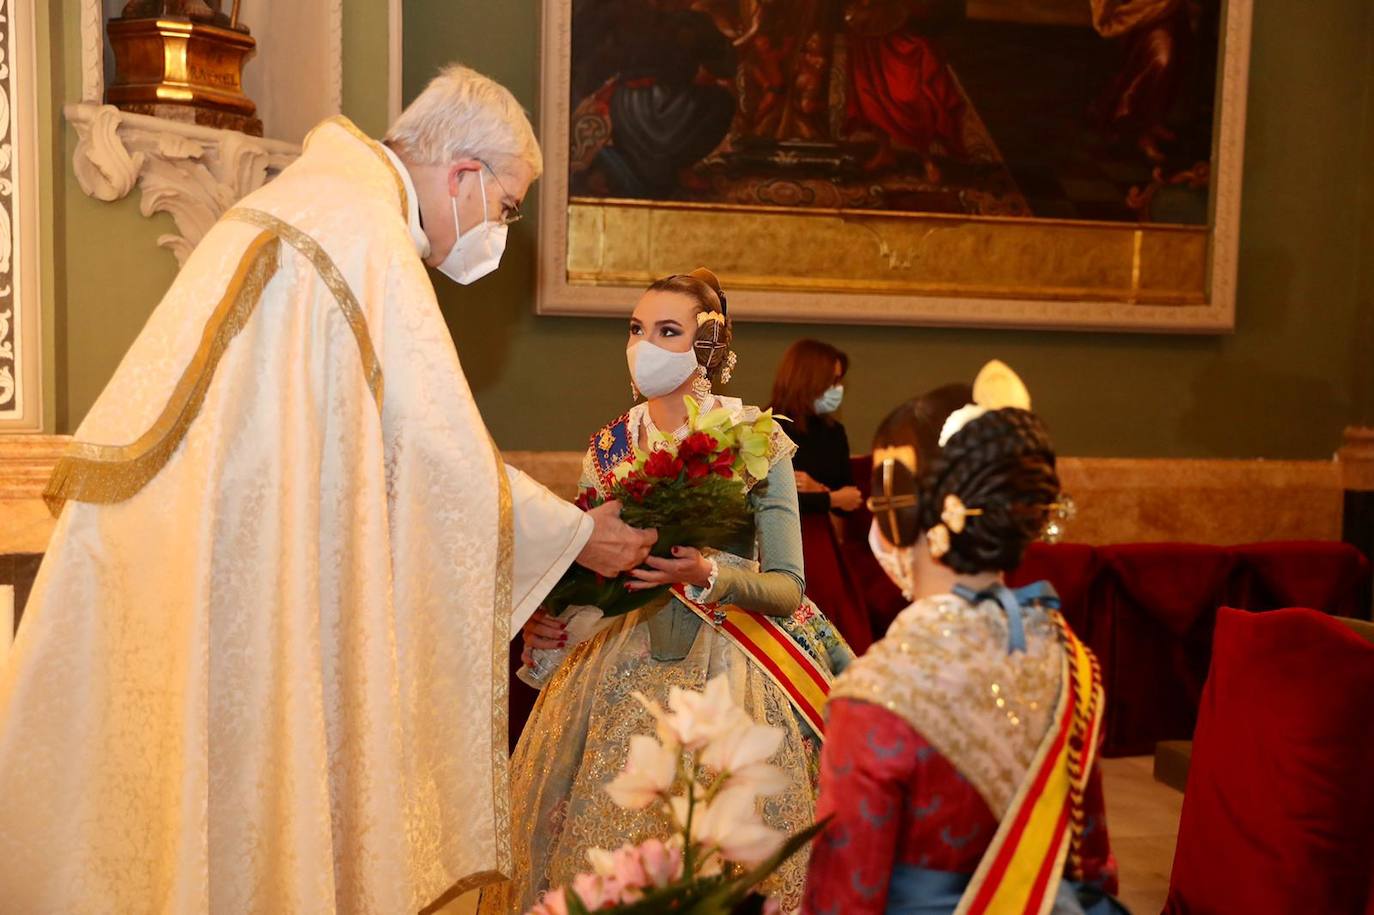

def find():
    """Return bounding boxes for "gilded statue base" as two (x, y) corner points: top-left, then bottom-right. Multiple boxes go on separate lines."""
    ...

(106, 16), (263, 137)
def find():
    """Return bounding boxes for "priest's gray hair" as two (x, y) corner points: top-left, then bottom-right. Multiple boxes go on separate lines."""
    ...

(385, 63), (543, 177)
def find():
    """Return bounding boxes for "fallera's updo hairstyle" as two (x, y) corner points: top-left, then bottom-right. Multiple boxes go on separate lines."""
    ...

(870, 384), (1060, 574)
(645, 267), (734, 384)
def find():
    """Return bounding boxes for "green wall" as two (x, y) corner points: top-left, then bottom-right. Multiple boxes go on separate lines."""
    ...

(45, 1), (394, 432)
(408, 0), (1373, 459)
(43, 3), (1372, 458)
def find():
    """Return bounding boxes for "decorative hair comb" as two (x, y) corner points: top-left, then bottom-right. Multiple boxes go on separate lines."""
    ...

(867, 444), (918, 546)
(938, 360), (1032, 448)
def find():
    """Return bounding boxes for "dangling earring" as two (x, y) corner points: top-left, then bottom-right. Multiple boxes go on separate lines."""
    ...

(631, 379), (641, 401)
(719, 351), (738, 386)
(691, 365), (712, 400)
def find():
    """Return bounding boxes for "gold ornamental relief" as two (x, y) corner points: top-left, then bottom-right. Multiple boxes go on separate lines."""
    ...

(566, 199), (1208, 306)
(106, 1), (264, 135)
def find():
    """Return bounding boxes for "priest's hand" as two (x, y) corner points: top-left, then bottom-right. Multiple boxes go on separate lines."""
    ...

(576, 500), (658, 577)
(625, 546), (713, 592)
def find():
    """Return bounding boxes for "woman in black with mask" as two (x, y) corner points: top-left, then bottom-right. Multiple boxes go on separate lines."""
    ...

(771, 339), (874, 653)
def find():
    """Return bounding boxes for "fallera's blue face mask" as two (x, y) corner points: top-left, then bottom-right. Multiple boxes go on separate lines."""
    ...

(814, 384), (844, 415)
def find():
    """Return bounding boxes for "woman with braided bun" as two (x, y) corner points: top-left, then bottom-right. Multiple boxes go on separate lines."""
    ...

(481, 269), (852, 914)
(803, 362), (1126, 915)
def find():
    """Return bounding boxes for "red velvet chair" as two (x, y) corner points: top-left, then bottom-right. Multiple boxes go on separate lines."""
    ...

(800, 513), (874, 655)
(1230, 541), (1372, 619)
(846, 455), (912, 637)
(1096, 544), (1236, 756)
(1166, 607), (1374, 915)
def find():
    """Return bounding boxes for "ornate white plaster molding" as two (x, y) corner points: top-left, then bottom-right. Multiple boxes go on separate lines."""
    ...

(65, 103), (300, 265)
(70, 0), (347, 263)
(2, 0), (45, 431)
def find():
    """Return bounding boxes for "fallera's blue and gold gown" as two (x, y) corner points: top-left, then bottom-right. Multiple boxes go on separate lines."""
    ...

(479, 397), (852, 913)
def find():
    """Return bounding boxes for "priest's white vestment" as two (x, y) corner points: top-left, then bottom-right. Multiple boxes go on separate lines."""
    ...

(0, 117), (590, 914)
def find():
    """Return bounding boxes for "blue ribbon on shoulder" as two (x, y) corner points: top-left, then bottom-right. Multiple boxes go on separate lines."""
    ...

(950, 581), (1060, 654)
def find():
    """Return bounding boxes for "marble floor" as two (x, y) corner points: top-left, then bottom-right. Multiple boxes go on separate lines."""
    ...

(1101, 756), (1184, 914)
(442, 755), (1182, 914)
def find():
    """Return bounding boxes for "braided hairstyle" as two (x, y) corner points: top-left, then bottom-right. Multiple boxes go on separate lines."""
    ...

(871, 384), (1060, 574)
(645, 267), (734, 384)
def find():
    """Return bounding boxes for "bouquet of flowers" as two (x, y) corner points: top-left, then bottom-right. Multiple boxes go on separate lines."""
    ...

(520, 400), (781, 686)
(525, 675), (824, 915)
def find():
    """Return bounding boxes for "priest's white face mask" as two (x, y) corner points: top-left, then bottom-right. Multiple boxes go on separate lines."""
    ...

(437, 165), (510, 285)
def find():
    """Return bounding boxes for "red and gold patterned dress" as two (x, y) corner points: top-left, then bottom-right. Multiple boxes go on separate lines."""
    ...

(804, 585), (1121, 914)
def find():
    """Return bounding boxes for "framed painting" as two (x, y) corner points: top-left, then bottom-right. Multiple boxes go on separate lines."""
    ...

(536, 0), (1252, 332)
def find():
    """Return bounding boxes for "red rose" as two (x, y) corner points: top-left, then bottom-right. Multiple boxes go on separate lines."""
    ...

(643, 449), (685, 480)
(678, 432), (718, 461)
(710, 450), (736, 478)
(574, 487), (602, 511)
(685, 459), (711, 481)
(617, 472), (653, 503)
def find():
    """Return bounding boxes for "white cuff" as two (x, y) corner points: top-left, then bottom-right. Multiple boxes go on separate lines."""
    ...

(684, 557), (721, 603)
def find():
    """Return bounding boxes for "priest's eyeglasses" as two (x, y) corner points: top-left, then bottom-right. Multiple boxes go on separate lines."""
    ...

(480, 160), (524, 226)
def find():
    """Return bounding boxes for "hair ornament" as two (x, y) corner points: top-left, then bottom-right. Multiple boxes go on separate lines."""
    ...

(696, 311), (726, 327)
(867, 445), (918, 545)
(1041, 494), (1077, 544)
(719, 350), (737, 385)
(940, 494), (982, 534)
(927, 523), (951, 559)
(938, 360), (1033, 447)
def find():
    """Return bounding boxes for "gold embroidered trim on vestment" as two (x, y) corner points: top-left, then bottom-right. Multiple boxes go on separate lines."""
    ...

(44, 230), (282, 515)
(226, 208), (385, 410)
(421, 440), (515, 914)
(420, 869), (506, 915)
(489, 436), (516, 872)
(309, 114), (410, 219)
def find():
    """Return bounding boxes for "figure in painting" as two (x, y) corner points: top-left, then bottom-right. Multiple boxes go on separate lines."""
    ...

(566, 0), (1227, 223)
(1090, 0), (1198, 165)
(843, 0), (968, 181)
(569, 0), (739, 198)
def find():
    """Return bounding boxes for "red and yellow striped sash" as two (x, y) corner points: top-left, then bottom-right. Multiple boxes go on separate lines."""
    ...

(673, 587), (832, 738)
(957, 619), (1104, 915)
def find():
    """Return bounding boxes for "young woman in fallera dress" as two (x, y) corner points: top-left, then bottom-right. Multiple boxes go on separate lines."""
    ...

(480, 269), (851, 914)
(803, 364), (1126, 915)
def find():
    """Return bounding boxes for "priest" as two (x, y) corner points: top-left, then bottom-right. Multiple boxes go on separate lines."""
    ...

(0, 64), (655, 914)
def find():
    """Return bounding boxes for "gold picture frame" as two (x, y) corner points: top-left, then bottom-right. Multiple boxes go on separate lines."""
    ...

(536, 0), (1252, 332)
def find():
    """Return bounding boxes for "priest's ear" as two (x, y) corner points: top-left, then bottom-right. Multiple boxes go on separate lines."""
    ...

(446, 159), (483, 196)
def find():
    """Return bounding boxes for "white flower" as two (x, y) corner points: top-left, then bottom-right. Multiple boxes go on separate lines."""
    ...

(585, 847), (619, 880)
(605, 735), (678, 810)
(938, 403), (987, 447)
(724, 760), (790, 798)
(663, 675), (751, 750)
(700, 719), (783, 773)
(631, 691), (684, 750)
(699, 720), (788, 796)
(693, 785), (786, 866)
